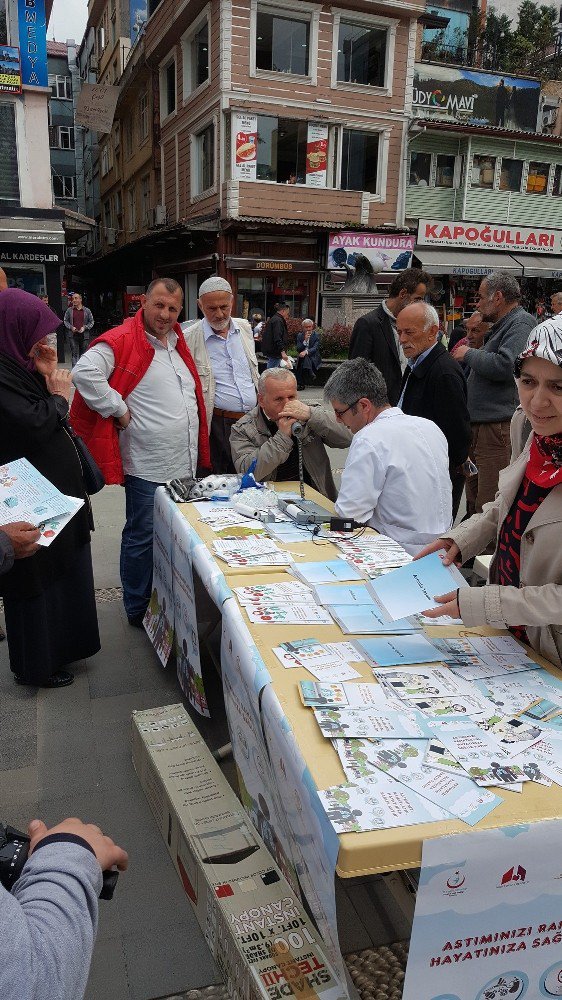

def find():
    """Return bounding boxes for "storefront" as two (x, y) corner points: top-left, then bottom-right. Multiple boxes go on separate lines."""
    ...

(414, 219), (562, 327)
(0, 214), (66, 310)
(225, 255), (320, 321)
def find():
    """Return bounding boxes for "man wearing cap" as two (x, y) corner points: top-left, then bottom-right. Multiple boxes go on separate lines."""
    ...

(182, 277), (259, 474)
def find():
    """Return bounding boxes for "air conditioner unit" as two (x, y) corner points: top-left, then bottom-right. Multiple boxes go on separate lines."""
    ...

(106, 227), (117, 245)
(154, 204), (167, 226)
(543, 109), (557, 127)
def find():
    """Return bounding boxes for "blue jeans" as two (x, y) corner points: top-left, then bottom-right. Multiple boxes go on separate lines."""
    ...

(120, 476), (163, 619)
(266, 357), (281, 368)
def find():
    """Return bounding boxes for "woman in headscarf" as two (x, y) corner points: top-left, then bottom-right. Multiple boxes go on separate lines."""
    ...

(0, 288), (100, 687)
(418, 318), (562, 669)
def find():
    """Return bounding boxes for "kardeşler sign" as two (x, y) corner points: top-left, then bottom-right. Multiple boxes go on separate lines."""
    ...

(413, 63), (540, 133)
(417, 219), (562, 255)
(328, 232), (415, 272)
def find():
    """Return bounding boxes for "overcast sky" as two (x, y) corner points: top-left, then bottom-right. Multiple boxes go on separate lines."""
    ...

(48, 0), (88, 44)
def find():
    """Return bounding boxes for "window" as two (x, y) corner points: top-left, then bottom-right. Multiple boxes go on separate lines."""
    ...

(435, 154), (455, 188)
(0, 104), (19, 204)
(499, 158), (523, 192)
(50, 75), (72, 99)
(471, 155), (496, 188)
(115, 189), (123, 219)
(139, 91), (149, 140)
(336, 21), (387, 88)
(527, 162), (550, 194)
(194, 123), (215, 194)
(53, 174), (76, 199)
(340, 129), (379, 194)
(0, 0), (7, 45)
(103, 199), (112, 230)
(141, 174), (150, 223)
(183, 17), (209, 96)
(409, 151), (431, 186)
(255, 115), (307, 183)
(58, 126), (75, 149)
(124, 116), (134, 158)
(160, 58), (176, 119)
(101, 144), (110, 176)
(256, 10), (310, 76)
(553, 165), (562, 197)
(97, 25), (105, 55)
(128, 185), (137, 231)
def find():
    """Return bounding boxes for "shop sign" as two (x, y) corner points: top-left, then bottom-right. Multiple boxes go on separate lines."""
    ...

(232, 112), (258, 181)
(0, 46), (22, 94)
(306, 122), (328, 188)
(17, 0), (47, 88)
(225, 256), (319, 271)
(418, 219), (562, 255)
(413, 63), (540, 132)
(75, 83), (120, 134)
(328, 232), (415, 272)
(0, 243), (65, 264)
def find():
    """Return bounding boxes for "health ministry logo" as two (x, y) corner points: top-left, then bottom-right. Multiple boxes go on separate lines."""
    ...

(500, 865), (526, 886)
(443, 869), (466, 895)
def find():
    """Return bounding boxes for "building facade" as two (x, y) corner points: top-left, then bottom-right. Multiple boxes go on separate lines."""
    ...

(0, 0), (66, 316)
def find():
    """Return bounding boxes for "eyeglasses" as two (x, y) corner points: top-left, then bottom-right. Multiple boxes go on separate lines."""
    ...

(333, 399), (361, 419)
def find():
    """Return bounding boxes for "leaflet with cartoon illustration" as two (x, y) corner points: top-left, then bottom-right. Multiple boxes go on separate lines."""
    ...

(423, 738), (468, 776)
(318, 779), (449, 833)
(436, 726), (531, 788)
(376, 761), (501, 827)
(0, 458), (84, 540)
(410, 694), (489, 718)
(212, 537), (291, 566)
(473, 712), (545, 754)
(299, 681), (390, 710)
(290, 559), (363, 584)
(367, 551), (469, 621)
(509, 735), (562, 786)
(243, 602), (333, 625)
(354, 634), (441, 668)
(373, 666), (472, 700)
(272, 637), (362, 671)
(234, 581), (313, 605)
(314, 706), (431, 740)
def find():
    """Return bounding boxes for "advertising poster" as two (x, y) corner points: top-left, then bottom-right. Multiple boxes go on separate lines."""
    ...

(0, 46), (21, 94)
(413, 63), (540, 133)
(260, 684), (348, 992)
(328, 232), (415, 273)
(232, 112), (258, 181)
(17, 0), (47, 88)
(144, 488), (174, 666)
(220, 602), (297, 885)
(306, 122), (328, 188)
(403, 819), (562, 1000)
(170, 505), (209, 717)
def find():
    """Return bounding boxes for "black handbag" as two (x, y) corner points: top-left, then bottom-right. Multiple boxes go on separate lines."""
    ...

(63, 420), (105, 495)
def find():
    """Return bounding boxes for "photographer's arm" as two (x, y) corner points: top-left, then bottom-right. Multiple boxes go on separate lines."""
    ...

(0, 818), (128, 1000)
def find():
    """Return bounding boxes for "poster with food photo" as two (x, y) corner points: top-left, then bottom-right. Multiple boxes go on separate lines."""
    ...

(233, 112), (258, 181)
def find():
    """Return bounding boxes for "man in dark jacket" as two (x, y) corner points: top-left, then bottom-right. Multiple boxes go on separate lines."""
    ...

(451, 272), (535, 515)
(262, 302), (290, 368)
(398, 301), (471, 519)
(348, 268), (430, 406)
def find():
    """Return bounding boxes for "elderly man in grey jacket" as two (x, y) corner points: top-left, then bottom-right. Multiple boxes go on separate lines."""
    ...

(451, 272), (535, 515)
(230, 367), (351, 501)
(182, 277), (258, 473)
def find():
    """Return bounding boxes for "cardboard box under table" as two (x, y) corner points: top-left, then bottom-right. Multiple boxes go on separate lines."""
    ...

(132, 704), (346, 1000)
(175, 485), (562, 879)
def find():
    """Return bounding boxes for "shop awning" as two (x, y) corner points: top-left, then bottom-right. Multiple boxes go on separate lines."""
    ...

(509, 253), (562, 279)
(414, 249), (523, 277)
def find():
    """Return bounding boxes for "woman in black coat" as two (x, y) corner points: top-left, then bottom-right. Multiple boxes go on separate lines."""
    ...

(0, 289), (100, 687)
(295, 319), (321, 389)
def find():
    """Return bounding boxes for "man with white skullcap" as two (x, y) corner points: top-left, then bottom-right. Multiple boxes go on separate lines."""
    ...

(182, 276), (258, 473)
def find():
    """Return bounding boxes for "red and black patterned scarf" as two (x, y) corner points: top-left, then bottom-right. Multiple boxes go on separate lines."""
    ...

(495, 433), (562, 642)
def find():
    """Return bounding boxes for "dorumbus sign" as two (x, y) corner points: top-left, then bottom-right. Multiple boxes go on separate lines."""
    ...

(417, 219), (562, 255)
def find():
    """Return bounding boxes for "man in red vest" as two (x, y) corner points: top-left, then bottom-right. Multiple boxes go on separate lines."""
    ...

(71, 278), (210, 627)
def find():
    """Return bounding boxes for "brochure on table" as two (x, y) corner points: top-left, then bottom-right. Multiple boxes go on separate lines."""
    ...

(0, 457), (83, 547)
(403, 819), (562, 1000)
(368, 552), (469, 621)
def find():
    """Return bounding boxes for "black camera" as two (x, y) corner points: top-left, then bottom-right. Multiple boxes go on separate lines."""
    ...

(0, 823), (30, 891)
(0, 822), (118, 899)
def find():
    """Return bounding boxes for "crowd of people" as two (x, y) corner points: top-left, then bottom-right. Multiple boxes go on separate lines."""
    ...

(1, 264), (562, 998)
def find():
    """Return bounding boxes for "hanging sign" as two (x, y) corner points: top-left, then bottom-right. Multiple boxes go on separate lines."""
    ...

(306, 122), (328, 188)
(232, 112), (258, 181)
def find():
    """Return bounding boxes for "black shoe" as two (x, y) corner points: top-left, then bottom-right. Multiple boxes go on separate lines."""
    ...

(127, 614), (146, 629)
(14, 670), (74, 688)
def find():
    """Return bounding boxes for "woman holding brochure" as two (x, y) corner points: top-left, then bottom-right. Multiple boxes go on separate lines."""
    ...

(419, 319), (562, 669)
(0, 289), (99, 687)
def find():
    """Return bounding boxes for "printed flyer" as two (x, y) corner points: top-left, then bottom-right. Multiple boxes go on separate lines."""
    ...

(404, 819), (562, 1000)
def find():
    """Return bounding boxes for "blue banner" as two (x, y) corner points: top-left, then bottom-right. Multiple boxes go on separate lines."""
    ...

(18, 0), (47, 88)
